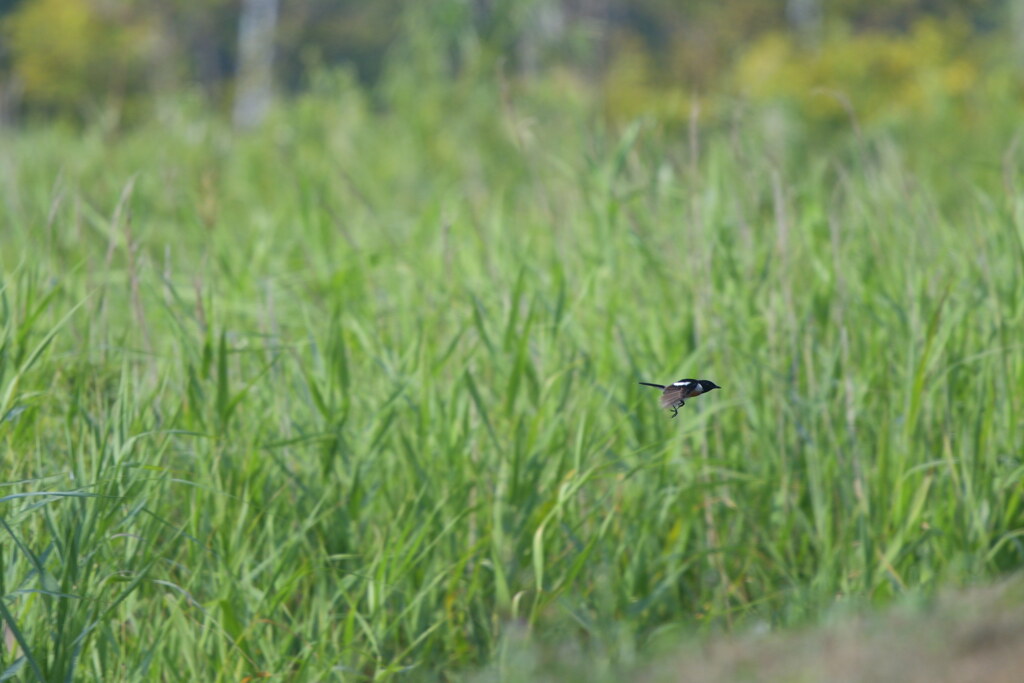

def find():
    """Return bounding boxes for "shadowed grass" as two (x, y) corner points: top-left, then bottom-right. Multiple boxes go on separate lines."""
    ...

(474, 577), (1024, 683)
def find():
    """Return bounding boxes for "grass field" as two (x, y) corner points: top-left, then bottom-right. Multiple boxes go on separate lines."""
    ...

(1, 75), (1023, 680)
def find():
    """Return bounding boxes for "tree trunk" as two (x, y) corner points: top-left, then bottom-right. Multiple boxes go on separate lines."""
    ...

(519, 0), (567, 75)
(233, 0), (279, 129)
(786, 0), (822, 46)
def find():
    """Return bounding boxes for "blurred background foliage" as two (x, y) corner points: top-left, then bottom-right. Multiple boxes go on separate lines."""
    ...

(0, 0), (1020, 135)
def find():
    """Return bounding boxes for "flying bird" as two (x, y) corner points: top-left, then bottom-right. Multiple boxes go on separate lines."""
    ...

(639, 379), (721, 418)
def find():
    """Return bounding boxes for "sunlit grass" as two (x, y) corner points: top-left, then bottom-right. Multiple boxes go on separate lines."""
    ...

(1, 79), (1022, 680)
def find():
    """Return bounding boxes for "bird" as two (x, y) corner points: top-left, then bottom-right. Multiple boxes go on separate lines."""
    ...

(639, 379), (721, 418)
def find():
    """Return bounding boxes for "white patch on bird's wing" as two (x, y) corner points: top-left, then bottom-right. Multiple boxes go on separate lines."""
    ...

(672, 381), (693, 387)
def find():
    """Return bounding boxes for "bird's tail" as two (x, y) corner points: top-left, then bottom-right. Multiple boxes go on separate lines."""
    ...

(638, 382), (666, 389)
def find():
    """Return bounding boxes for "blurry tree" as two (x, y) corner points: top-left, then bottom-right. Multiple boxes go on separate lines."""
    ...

(518, 0), (565, 73)
(0, 0), (1016, 125)
(145, 0), (237, 98)
(830, 0), (1002, 30)
(3, 0), (155, 120)
(786, 0), (821, 45)
(275, 0), (404, 90)
(0, 0), (16, 122)
(233, 0), (279, 128)
(731, 16), (988, 130)
(1014, 0), (1024, 68)
(601, 0), (785, 93)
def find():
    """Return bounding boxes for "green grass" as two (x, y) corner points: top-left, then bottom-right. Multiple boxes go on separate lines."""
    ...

(1, 75), (1023, 680)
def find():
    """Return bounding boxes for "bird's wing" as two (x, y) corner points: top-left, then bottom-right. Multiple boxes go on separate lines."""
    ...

(660, 386), (686, 408)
